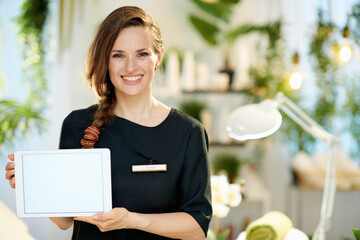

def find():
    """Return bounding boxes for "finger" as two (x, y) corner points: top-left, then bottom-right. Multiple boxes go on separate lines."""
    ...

(5, 162), (15, 171)
(92, 212), (108, 221)
(10, 177), (15, 188)
(74, 216), (94, 223)
(8, 154), (14, 161)
(5, 169), (15, 180)
(74, 216), (98, 226)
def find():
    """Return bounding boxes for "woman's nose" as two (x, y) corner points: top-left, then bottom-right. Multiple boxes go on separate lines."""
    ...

(125, 57), (136, 72)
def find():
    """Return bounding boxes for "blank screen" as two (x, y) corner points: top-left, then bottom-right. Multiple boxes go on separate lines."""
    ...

(22, 152), (104, 214)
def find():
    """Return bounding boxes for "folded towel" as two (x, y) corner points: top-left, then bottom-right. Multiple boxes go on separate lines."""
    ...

(246, 211), (293, 240)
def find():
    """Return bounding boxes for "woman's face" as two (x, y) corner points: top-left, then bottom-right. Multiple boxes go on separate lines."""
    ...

(108, 26), (163, 98)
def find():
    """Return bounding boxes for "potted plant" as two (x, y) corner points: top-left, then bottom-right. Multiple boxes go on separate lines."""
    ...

(179, 99), (207, 122)
(212, 152), (242, 183)
(188, 0), (268, 88)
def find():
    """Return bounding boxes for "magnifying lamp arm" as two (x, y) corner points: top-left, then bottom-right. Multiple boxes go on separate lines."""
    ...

(313, 142), (339, 240)
(274, 92), (338, 145)
(274, 92), (339, 240)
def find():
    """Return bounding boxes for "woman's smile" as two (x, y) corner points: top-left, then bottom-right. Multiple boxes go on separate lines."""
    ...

(122, 74), (143, 85)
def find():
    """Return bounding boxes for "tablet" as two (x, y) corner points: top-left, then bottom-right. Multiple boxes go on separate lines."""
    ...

(15, 148), (112, 217)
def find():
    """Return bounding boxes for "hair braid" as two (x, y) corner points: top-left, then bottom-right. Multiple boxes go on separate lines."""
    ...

(81, 95), (116, 148)
(93, 96), (116, 128)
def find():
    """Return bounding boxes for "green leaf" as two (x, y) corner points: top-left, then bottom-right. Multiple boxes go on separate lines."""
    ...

(0, 99), (47, 154)
(213, 153), (242, 182)
(189, 15), (219, 45)
(191, 0), (232, 22)
(217, 228), (231, 240)
(227, 24), (260, 43)
(17, 0), (49, 35)
(353, 229), (360, 240)
(179, 99), (207, 121)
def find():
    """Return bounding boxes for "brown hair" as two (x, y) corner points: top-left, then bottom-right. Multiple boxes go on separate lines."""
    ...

(86, 6), (163, 128)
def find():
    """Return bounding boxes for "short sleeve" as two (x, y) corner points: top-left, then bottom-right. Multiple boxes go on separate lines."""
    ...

(58, 112), (75, 149)
(179, 124), (212, 236)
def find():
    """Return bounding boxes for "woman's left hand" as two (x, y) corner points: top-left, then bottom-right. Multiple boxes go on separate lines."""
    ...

(75, 207), (130, 232)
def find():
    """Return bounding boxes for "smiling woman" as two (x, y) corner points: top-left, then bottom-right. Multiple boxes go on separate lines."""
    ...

(5, 5), (212, 240)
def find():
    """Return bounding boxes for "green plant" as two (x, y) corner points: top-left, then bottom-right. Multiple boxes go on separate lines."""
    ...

(16, 0), (49, 106)
(272, 4), (360, 156)
(244, 19), (308, 154)
(179, 99), (207, 122)
(350, 3), (360, 46)
(208, 228), (230, 240)
(212, 153), (241, 183)
(343, 2), (360, 160)
(353, 229), (360, 240)
(309, 10), (340, 132)
(0, 100), (45, 150)
(188, 0), (268, 69)
(0, 0), (49, 154)
(247, 20), (296, 100)
(305, 6), (360, 160)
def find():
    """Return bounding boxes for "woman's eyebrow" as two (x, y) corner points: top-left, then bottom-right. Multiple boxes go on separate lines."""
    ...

(136, 48), (149, 52)
(110, 49), (125, 53)
(110, 48), (149, 53)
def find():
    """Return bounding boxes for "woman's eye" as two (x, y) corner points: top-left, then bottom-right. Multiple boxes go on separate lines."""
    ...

(138, 52), (149, 57)
(112, 54), (124, 58)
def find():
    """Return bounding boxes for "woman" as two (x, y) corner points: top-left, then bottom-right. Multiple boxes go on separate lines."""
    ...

(5, 6), (212, 240)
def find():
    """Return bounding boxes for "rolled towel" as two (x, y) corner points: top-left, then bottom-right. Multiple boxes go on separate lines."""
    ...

(246, 211), (293, 240)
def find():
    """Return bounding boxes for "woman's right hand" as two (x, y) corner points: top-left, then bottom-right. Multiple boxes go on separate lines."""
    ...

(5, 154), (15, 188)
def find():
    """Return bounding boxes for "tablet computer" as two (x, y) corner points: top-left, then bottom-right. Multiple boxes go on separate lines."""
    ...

(15, 148), (112, 217)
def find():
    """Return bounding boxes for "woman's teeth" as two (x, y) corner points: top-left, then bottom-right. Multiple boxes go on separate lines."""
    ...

(123, 76), (141, 82)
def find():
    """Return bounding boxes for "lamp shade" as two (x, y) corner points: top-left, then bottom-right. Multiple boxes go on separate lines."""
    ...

(226, 100), (282, 141)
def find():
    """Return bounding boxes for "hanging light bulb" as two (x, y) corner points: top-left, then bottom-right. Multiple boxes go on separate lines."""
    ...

(339, 25), (352, 63)
(289, 71), (303, 89)
(289, 52), (303, 90)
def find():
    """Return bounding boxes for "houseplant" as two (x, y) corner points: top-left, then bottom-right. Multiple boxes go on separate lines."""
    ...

(0, 0), (49, 155)
(188, 0), (269, 88)
(179, 99), (207, 122)
(212, 152), (242, 183)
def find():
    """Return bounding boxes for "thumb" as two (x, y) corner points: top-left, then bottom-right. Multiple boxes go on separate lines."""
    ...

(93, 212), (108, 221)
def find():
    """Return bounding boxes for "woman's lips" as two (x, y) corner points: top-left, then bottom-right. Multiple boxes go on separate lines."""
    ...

(122, 75), (143, 85)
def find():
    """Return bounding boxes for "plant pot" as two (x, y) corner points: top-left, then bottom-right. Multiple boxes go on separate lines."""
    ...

(219, 68), (234, 91)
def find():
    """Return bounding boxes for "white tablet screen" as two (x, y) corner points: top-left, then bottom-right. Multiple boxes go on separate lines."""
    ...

(15, 149), (112, 217)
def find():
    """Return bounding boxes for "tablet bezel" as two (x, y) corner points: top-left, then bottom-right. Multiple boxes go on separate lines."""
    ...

(15, 148), (112, 217)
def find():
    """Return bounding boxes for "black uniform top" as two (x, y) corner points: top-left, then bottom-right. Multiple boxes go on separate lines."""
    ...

(59, 105), (212, 240)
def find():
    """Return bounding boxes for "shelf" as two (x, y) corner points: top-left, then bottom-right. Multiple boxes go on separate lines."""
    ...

(182, 90), (246, 94)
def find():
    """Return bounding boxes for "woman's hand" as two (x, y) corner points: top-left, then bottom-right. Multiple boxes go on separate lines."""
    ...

(5, 154), (15, 188)
(75, 208), (205, 239)
(74, 207), (131, 232)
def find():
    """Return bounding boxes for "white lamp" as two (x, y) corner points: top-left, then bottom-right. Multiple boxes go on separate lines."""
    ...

(226, 92), (339, 240)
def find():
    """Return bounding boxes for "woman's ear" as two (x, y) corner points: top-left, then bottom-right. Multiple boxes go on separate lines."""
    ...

(156, 47), (165, 68)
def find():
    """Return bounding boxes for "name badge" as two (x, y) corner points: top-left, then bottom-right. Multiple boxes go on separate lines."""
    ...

(132, 164), (167, 172)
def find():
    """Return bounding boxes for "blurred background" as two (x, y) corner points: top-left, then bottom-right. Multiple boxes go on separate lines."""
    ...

(1, 0), (360, 239)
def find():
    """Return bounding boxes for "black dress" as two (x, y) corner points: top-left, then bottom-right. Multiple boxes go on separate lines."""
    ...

(59, 105), (212, 240)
